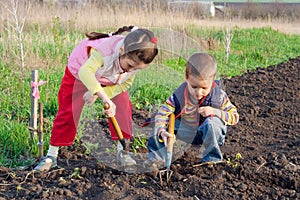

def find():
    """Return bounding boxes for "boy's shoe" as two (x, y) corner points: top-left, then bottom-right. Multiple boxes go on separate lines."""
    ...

(33, 156), (57, 172)
(142, 160), (162, 177)
(143, 160), (159, 172)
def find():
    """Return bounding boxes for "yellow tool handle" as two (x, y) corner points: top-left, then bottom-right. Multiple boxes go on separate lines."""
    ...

(104, 103), (124, 141)
(167, 113), (175, 152)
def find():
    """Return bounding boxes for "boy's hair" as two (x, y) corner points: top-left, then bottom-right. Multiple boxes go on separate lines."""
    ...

(85, 25), (158, 64)
(185, 52), (217, 80)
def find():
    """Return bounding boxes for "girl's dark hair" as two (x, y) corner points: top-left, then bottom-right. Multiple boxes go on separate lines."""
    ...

(85, 26), (158, 64)
(85, 25), (134, 40)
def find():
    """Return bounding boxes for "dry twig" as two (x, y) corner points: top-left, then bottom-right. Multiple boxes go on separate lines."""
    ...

(149, 177), (162, 189)
(20, 171), (34, 184)
(256, 161), (267, 172)
(193, 160), (226, 167)
(46, 168), (65, 177)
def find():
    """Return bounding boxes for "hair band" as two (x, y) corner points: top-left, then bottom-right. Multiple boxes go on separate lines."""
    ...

(151, 37), (158, 44)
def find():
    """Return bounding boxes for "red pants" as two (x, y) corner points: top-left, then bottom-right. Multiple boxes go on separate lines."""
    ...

(50, 67), (132, 146)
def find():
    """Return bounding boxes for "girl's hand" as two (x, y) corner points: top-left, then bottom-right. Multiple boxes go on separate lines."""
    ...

(103, 100), (116, 118)
(95, 90), (116, 117)
(83, 91), (98, 106)
(198, 106), (221, 118)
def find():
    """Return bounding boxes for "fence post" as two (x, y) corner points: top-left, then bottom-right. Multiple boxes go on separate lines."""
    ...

(30, 70), (46, 160)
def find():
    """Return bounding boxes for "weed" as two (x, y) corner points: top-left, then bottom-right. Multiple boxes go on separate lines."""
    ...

(16, 185), (22, 192)
(227, 153), (243, 167)
(83, 142), (99, 155)
(131, 131), (148, 153)
(69, 167), (82, 179)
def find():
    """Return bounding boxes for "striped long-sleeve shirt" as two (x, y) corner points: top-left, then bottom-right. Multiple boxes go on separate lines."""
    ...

(154, 86), (239, 135)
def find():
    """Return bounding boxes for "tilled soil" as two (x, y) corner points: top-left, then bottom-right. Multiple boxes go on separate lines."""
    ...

(0, 56), (299, 200)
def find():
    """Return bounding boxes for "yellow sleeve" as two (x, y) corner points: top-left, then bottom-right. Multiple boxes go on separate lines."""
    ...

(103, 74), (135, 98)
(78, 48), (104, 94)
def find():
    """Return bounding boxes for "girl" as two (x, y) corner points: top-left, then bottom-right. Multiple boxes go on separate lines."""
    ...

(34, 25), (158, 171)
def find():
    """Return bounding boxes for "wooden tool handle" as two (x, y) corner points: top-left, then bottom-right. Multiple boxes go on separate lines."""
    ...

(167, 113), (175, 152)
(104, 103), (124, 141)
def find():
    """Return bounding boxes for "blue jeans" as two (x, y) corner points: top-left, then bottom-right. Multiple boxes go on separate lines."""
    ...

(147, 116), (227, 162)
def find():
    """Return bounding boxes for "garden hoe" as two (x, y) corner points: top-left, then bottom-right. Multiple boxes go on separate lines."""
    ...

(159, 113), (175, 185)
(104, 103), (136, 173)
(104, 103), (127, 150)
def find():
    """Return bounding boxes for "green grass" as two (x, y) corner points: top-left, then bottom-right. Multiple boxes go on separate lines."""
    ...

(0, 115), (37, 168)
(210, 27), (300, 77)
(0, 25), (299, 168)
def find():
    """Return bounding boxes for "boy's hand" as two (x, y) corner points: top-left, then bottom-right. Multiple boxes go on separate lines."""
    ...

(198, 106), (221, 118)
(160, 131), (175, 147)
(83, 91), (98, 106)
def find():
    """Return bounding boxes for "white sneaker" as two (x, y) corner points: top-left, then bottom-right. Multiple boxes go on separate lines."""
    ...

(33, 156), (57, 172)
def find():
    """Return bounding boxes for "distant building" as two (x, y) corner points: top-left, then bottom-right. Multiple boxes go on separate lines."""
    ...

(168, 0), (216, 17)
(41, 0), (88, 7)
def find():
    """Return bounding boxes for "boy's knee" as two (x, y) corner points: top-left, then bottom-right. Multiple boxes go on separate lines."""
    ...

(204, 116), (222, 125)
(202, 117), (225, 132)
(200, 117), (226, 144)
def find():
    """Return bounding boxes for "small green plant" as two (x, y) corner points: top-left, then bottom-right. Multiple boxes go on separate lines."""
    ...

(236, 153), (242, 159)
(105, 146), (116, 154)
(83, 142), (99, 155)
(69, 167), (82, 179)
(16, 185), (22, 192)
(131, 131), (148, 154)
(227, 153), (242, 167)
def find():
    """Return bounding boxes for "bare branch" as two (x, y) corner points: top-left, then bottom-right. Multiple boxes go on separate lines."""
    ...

(223, 27), (234, 64)
(1, 0), (30, 75)
(0, 1), (12, 14)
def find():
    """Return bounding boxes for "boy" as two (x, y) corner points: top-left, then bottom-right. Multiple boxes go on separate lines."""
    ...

(146, 52), (239, 169)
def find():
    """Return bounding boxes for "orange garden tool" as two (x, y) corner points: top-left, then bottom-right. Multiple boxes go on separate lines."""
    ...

(104, 103), (127, 150)
(104, 103), (137, 174)
(159, 113), (175, 184)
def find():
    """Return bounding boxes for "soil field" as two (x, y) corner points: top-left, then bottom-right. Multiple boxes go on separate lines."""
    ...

(0, 56), (299, 199)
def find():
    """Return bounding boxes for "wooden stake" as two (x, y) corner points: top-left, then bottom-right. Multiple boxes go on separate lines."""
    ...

(29, 70), (38, 140)
(38, 102), (44, 161)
